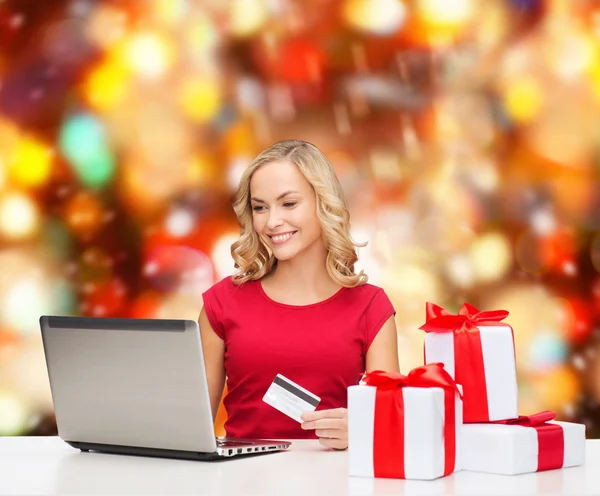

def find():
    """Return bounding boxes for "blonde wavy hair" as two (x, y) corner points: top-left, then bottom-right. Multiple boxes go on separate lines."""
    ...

(231, 139), (368, 287)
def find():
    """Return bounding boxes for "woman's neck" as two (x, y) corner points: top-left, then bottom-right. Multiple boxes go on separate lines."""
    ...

(261, 243), (342, 304)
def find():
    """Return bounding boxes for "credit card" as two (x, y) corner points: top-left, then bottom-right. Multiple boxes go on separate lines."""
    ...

(262, 374), (321, 423)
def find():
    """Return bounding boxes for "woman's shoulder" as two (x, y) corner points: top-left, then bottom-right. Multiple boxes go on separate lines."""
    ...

(345, 281), (388, 299)
(204, 275), (257, 298)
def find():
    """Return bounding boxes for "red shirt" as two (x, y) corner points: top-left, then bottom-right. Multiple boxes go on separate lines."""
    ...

(201, 276), (395, 439)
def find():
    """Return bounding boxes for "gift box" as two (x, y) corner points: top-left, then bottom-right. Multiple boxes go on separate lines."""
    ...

(461, 411), (586, 475)
(348, 363), (462, 481)
(421, 302), (518, 423)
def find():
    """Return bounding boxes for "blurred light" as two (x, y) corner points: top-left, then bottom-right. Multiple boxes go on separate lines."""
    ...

(165, 208), (196, 238)
(515, 230), (549, 275)
(120, 159), (179, 218)
(144, 245), (214, 294)
(547, 30), (595, 80)
(370, 148), (402, 183)
(157, 292), (204, 321)
(59, 113), (115, 189)
(382, 260), (441, 311)
(178, 78), (222, 122)
(527, 332), (568, 372)
(0, 156), (7, 192)
(530, 208), (556, 236)
(69, 0), (95, 18)
(562, 260), (577, 276)
(228, 0), (269, 37)
(588, 342), (600, 402)
(4, 280), (52, 330)
(0, 118), (21, 153)
(0, 250), (75, 335)
(79, 246), (113, 284)
(133, 105), (194, 164)
(0, 191), (40, 240)
(0, 391), (27, 436)
(531, 365), (581, 412)
(152, 0), (187, 26)
(128, 291), (162, 319)
(124, 31), (175, 80)
(416, 0), (474, 25)
(268, 84), (296, 121)
(84, 59), (129, 111)
(224, 121), (256, 157)
(562, 297), (593, 345)
(236, 77), (267, 113)
(352, 226), (382, 285)
(5, 341), (54, 411)
(185, 13), (219, 64)
(85, 4), (128, 49)
(329, 151), (361, 193)
(211, 232), (239, 279)
(42, 19), (92, 64)
(591, 233), (600, 272)
(591, 67), (600, 103)
(81, 277), (128, 318)
(483, 284), (566, 371)
(469, 232), (512, 283)
(343, 0), (407, 36)
(445, 253), (474, 288)
(471, 0), (508, 51)
(468, 159), (499, 193)
(503, 76), (543, 122)
(525, 100), (597, 168)
(8, 137), (54, 188)
(5, 340), (52, 408)
(64, 191), (104, 238)
(227, 157), (250, 192)
(186, 154), (218, 187)
(0, 329), (20, 351)
(42, 219), (73, 259)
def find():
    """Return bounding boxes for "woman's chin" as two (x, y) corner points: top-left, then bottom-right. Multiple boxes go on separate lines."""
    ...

(271, 245), (299, 262)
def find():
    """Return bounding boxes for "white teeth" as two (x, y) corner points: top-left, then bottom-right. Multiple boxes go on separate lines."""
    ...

(272, 233), (293, 242)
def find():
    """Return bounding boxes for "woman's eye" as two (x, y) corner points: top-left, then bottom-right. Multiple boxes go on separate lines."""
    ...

(283, 202), (297, 208)
(252, 205), (264, 212)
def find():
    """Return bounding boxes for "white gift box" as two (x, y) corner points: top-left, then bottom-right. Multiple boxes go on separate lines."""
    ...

(348, 385), (462, 481)
(424, 325), (518, 422)
(461, 420), (585, 475)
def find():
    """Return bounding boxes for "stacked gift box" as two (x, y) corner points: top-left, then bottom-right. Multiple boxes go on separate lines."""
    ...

(348, 303), (586, 480)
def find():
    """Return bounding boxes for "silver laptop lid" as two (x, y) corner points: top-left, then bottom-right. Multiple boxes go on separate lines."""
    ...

(40, 316), (218, 454)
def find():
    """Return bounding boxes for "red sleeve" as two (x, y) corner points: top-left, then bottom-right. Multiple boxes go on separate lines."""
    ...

(363, 288), (396, 354)
(201, 278), (229, 340)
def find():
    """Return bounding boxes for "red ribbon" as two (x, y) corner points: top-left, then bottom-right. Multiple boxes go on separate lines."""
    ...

(493, 411), (565, 471)
(362, 363), (461, 479)
(420, 302), (511, 422)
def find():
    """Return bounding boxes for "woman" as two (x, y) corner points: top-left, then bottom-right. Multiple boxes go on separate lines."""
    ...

(199, 139), (399, 450)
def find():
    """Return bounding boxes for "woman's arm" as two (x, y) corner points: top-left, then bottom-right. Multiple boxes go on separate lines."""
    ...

(366, 315), (400, 373)
(198, 306), (226, 421)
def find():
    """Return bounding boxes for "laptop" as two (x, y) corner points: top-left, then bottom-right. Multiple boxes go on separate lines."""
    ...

(39, 315), (291, 460)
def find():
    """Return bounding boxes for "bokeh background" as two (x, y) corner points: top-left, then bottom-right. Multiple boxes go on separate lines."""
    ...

(0, 0), (600, 439)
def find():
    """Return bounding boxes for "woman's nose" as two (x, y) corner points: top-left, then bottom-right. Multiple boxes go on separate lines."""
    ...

(266, 209), (284, 230)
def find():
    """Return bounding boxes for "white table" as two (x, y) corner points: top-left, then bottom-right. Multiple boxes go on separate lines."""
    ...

(1, 436), (599, 495)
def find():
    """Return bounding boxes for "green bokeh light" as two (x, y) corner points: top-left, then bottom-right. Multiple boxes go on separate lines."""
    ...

(59, 113), (115, 189)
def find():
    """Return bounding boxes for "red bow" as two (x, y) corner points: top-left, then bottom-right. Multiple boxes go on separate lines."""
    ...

(361, 363), (460, 479)
(362, 363), (462, 397)
(420, 302), (509, 333)
(494, 410), (564, 472)
(494, 410), (556, 426)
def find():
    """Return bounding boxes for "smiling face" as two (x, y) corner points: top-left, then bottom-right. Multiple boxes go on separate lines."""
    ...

(250, 160), (324, 262)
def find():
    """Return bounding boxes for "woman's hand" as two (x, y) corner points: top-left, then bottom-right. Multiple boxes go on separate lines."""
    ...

(300, 408), (348, 450)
